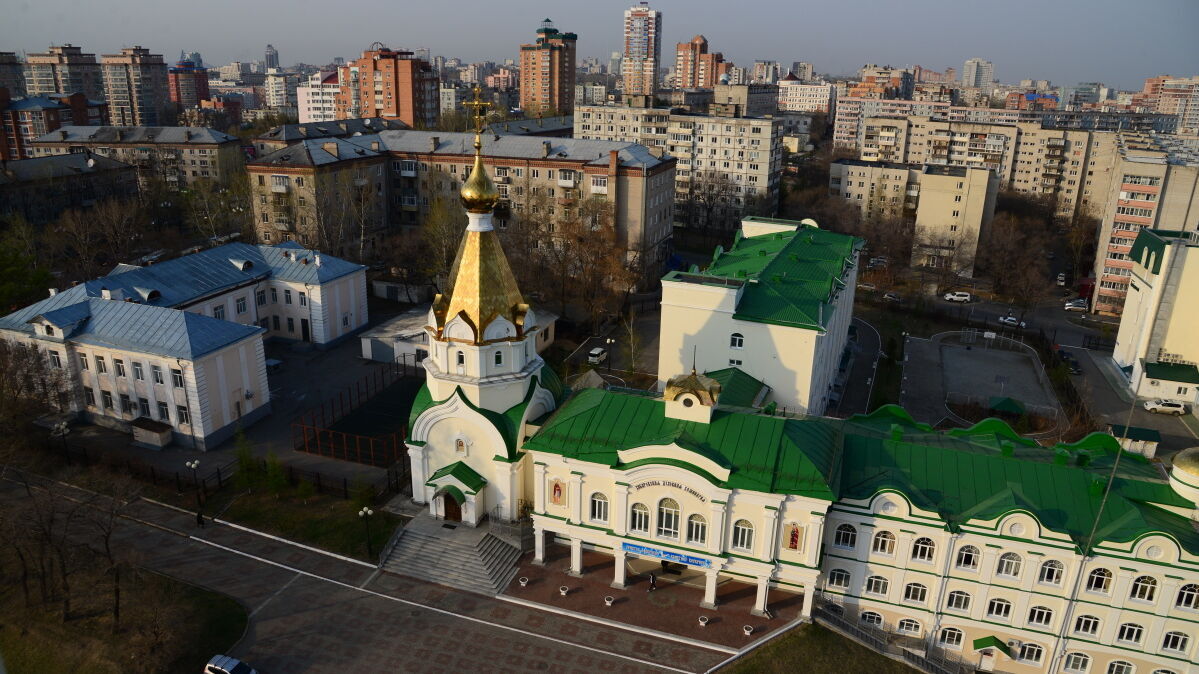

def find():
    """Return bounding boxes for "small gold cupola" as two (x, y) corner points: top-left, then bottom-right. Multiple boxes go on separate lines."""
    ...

(664, 369), (722, 423)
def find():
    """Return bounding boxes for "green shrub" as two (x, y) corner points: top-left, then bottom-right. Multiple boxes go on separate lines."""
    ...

(264, 452), (288, 496)
(233, 429), (262, 491)
(295, 479), (316, 504)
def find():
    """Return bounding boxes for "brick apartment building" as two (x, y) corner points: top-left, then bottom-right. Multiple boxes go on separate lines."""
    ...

(335, 45), (439, 128)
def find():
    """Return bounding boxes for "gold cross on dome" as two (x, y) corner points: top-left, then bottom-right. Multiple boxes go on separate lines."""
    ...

(464, 86), (492, 134)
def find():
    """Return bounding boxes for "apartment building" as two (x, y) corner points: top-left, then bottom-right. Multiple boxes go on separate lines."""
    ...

(0, 152), (137, 225)
(0, 89), (107, 159)
(264, 68), (299, 110)
(830, 159), (998, 275)
(23, 45), (104, 101)
(575, 103), (784, 230)
(335, 45), (439, 128)
(0, 53), (26, 97)
(1112, 228), (1199, 406)
(31, 125), (244, 187)
(1157, 76), (1199, 133)
(1091, 134), (1199, 315)
(101, 47), (170, 126)
(622, 3), (662, 95)
(711, 83), (778, 118)
(518, 19), (576, 115)
(961, 58), (994, 88)
(778, 76), (837, 114)
(167, 57), (209, 111)
(297, 70), (339, 123)
(251, 117), (408, 155)
(674, 35), (729, 89)
(790, 61), (815, 82)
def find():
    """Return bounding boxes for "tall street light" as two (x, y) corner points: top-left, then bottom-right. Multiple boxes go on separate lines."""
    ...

(186, 459), (201, 510)
(605, 337), (616, 374)
(358, 507), (375, 560)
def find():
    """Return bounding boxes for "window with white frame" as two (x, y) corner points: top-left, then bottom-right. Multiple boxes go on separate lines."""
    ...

(1129, 575), (1157, 602)
(1116, 623), (1143, 644)
(686, 514), (707, 544)
(833, 524), (857, 548)
(151, 365), (163, 384)
(1038, 560), (1064, 585)
(1086, 568), (1112, 593)
(859, 611), (882, 626)
(987, 598), (1012, 619)
(1027, 606), (1053, 626)
(589, 493), (608, 523)
(630, 503), (650, 533)
(827, 569), (850, 589)
(946, 590), (970, 611)
(1074, 614), (1100, 635)
(1177, 583), (1199, 609)
(996, 552), (1022, 577)
(48, 351), (61, 368)
(911, 537), (934, 562)
(955, 545), (979, 569)
(732, 520), (753, 551)
(904, 583), (927, 604)
(1063, 653), (1090, 673)
(897, 619), (920, 635)
(114, 359), (125, 377)
(729, 332), (744, 348)
(95, 356), (106, 374)
(939, 628), (963, 649)
(1162, 631), (1189, 652)
(657, 498), (680, 538)
(872, 531), (895, 555)
(1107, 662), (1133, 674)
(171, 368), (184, 387)
(865, 576), (889, 595)
(1017, 643), (1043, 664)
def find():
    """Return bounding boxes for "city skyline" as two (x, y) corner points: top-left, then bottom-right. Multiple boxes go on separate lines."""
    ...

(1, 0), (1195, 90)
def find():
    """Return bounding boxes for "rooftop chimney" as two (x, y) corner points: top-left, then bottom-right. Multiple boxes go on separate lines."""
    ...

(429, 136), (440, 152)
(48, 288), (57, 297)
(542, 141), (552, 158)
(314, 253), (322, 267)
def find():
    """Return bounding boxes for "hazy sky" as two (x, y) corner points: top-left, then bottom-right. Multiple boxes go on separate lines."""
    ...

(4, 0), (1196, 90)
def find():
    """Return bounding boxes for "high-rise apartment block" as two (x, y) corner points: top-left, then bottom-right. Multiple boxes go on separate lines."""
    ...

(335, 45), (439, 128)
(167, 56), (210, 111)
(961, 58), (994, 88)
(101, 47), (169, 126)
(673, 35), (729, 89)
(789, 61), (814, 82)
(264, 44), (279, 70)
(622, 3), (662, 95)
(1157, 76), (1199, 133)
(264, 68), (299, 110)
(1091, 134), (1199, 315)
(778, 76), (837, 114)
(24, 45), (104, 101)
(519, 19), (577, 115)
(296, 70), (339, 123)
(751, 61), (780, 85)
(0, 53), (25, 98)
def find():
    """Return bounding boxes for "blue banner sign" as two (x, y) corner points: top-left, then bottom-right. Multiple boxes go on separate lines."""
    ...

(622, 542), (711, 568)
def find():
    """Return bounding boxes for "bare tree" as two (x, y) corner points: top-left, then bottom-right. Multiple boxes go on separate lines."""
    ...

(93, 198), (147, 266)
(0, 340), (70, 435)
(49, 208), (103, 280)
(89, 477), (143, 633)
(421, 194), (467, 292)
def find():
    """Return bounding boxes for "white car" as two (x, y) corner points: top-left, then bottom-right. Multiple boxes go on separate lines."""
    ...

(587, 347), (608, 365)
(943, 291), (972, 303)
(1064, 300), (1087, 312)
(998, 316), (1026, 328)
(1144, 399), (1187, 415)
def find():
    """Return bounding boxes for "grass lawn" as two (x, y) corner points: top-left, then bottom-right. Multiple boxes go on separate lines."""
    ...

(0, 571), (246, 674)
(218, 485), (408, 563)
(725, 622), (911, 674)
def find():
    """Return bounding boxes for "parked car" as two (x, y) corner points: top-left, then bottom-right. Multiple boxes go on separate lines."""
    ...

(998, 316), (1026, 328)
(883, 291), (903, 303)
(205, 655), (257, 674)
(1144, 399), (1188, 415)
(1064, 299), (1087, 312)
(943, 291), (972, 303)
(1056, 272), (1067, 287)
(867, 256), (889, 269)
(587, 347), (608, 365)
(856, 282), (877, 292)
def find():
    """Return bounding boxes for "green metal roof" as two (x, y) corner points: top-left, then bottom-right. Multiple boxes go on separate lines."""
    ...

(1143, 361), (1199, 384)
(988, 396), (1026, 415)
(972, 636), (1010, 655)
(661, 223), (863, 331)
(406, 374), (560, 460)
(426, 461), (487, 492)
(1107, 424), (1162, 443)
(705, 367), (769, 409)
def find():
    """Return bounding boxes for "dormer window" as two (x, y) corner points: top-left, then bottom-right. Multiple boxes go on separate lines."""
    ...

(44, 325), (55, 336)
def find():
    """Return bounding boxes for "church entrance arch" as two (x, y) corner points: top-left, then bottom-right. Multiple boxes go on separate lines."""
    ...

(439, 489), (463, 522)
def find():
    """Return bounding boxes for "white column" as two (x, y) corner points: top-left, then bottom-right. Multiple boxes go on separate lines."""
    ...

(568, 536), (583, 577)
(407, 446), (426, 504)
(506, 461), (520, 521)
(760, 508), (780, 562)
(533, 463), (547, 512)
(801, 581), (816, 619)
(709, 501), (727, 555)
(612, 483), (630, 536)
(570, 473), (584, 524)
(612, 547), (627, 589)
(701, 568), (719, 609)
(804, 513), (825, 567)
(751, 575), (771, 616)
(533, 524), (546, 564)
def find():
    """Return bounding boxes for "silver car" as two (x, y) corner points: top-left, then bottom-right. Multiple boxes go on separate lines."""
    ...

(205, 655), (257, 674)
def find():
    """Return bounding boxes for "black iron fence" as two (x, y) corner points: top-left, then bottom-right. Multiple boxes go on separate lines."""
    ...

(813, 600), (976, 674)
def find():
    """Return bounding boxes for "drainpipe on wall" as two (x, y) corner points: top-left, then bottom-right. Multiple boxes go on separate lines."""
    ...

(176, 358), (198, 450)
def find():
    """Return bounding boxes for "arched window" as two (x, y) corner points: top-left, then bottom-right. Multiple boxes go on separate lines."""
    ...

(1063, 653), (1091, 673)
(911, 537), (935, 561)
(955, 545), (979, 570)
(1038, 560), (1064, 585)
(904, 583), (928, 603)
(946, 590), (971, 611)
(729, 333), (744, 349)
(1087, 568), (1112, 593)
(1130, 575), (1157, 602)
(833, 523), (857, 548)
(939, 627), (964, 648)
(897, 619), (921, 635)
(732, 520), (754, 551)
(1162, 631), (1189, 653)
(686, 514), (707, 544)
(1027, 606), (1053, 626)
(987, 598), (1012, 619)
(872, 531), (896, 555)
(456, 351), (465, 365)
(629, 503), (650, 533)
(1107, 662), (1134, 674)
(859, 611), (882, 626)
(1074, 614), (1100, 635)
(827, 569), (851, 588)
(1116, 623), (1144, 644)
(1018, 643), (1043, 664)
(589, 493), (608, 523)
(657, 498), (680, 538)
(996, 552), (1022, 577)
(1152, 670), (1178, 674)
(865, 575), (889, 595)
(494, 350), (503, 367)
(1177, 583), (1199, 609)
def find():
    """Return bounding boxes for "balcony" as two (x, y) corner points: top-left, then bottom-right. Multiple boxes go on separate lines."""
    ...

(494, 175), (510, 184)
(353, 177), (369, 187)
(557, 176), (577, 188)
(1046, 137), (1066, 147)
(270, 182), (289, 193)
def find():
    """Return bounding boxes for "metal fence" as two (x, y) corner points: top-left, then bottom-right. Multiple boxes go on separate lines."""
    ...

(291, 426), (405, 467)
(291, 361), (412, 429)
(813, 600), (975, 674)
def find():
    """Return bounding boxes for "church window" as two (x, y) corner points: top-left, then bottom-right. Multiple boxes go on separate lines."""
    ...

(657, 498), (680, 538)
(630, 503), (650, 533)
(911, 537), (935, 562)
(872, 531), (895, 555)
(1086, 568), (1112, 593)
(494, 350), (503, 367)
(996, 552), (1022, 577)
(732, 519), (754, 551)
(589, 493), (608, 523)
(686, 514), (707, 544)
(457, 351), (465, 365)
(833, 524), (856, 549)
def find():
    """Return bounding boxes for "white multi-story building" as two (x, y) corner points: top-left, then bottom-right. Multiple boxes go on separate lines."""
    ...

(1111, 228), (1199, 405)
(778, 76), (837, 114)
(0, 242), (368, 449)
(296, 70), (339, 123)
(264, 68), (298, 110)
(962, 58), (994, 88)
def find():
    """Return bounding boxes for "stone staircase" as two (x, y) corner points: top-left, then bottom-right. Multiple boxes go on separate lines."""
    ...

(380, 518), (522, 596)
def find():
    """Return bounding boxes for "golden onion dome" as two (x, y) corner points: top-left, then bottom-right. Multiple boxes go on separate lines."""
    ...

(1174, 447), (1199, 479)
(460, 140), (499, 214)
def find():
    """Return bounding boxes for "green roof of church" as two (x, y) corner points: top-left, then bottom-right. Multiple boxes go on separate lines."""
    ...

(661, 223), (863, 331)
(705, 367), (769, 408)
(525, 392), (1199, 553)
(426, 461), (487, 492)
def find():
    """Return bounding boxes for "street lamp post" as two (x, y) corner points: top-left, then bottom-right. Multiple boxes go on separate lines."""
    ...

(185, 459), (201, 509)
(53, 421), (70, 464)
(359, 507), (375, 559)
(605, 337), (616, 374)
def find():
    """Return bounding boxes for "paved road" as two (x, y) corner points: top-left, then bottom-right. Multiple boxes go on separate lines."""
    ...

(0, 478), (730, 674)
(834, 318), (882, 417)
